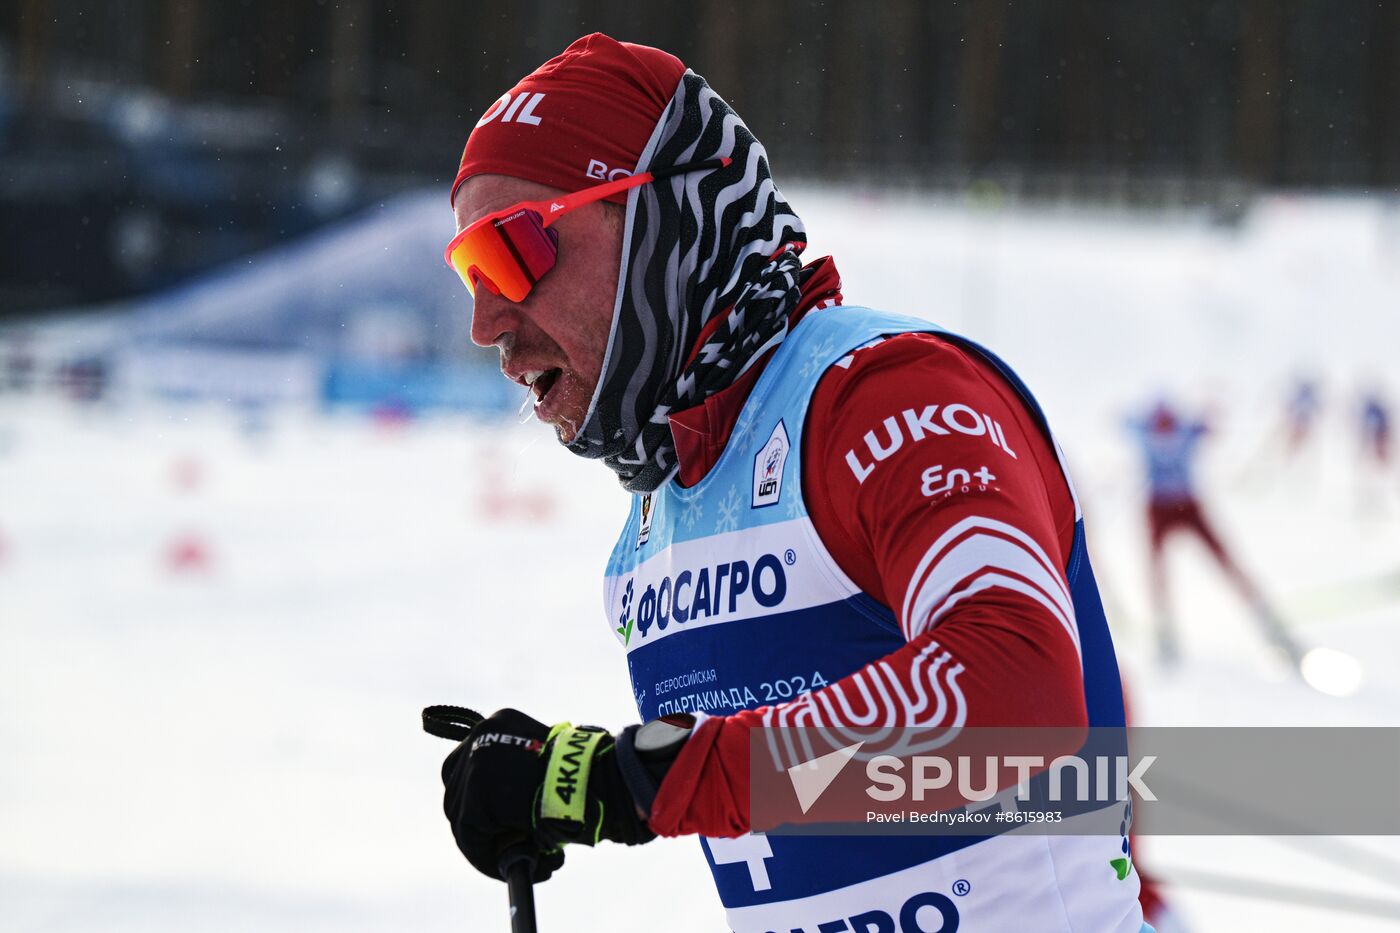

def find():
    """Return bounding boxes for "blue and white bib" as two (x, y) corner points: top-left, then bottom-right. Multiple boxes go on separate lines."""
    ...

(604, 306), (1144, 933)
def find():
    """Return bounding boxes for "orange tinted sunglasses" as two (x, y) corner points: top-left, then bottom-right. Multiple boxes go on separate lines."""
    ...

(444, 158), (731, 302)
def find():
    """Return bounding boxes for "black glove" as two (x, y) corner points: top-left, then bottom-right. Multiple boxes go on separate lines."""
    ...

(441, 708), (655, 883)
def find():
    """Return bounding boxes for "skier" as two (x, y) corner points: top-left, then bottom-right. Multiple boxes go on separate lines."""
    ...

(1233, 375), (1322, 491)
(438, 34), (1148, 932)
(1284, 377), (1321, 457)
(1359, 389), (1392, 468)
(1127, 400), (1298, 668)
(1354, 387), (1395, 517)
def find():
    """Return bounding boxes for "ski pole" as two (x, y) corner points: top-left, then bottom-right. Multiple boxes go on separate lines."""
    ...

(498, 846), (539, 933)
(422, 705), (540, 933)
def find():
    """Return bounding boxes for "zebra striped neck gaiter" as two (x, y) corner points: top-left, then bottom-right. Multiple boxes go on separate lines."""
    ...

(567, 71), (810, 493)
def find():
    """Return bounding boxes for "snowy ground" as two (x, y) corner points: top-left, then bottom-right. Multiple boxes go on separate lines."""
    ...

(2, 187), (1399, 931)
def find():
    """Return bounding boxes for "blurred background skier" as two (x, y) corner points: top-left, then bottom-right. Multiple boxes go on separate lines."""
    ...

(1233, 375), (1321, 493)
(1128, 399), (1301, 669)
(1284, 377), (1321, 459)
(1358, 388), (1392, 471)
(1356, 386), (1394, 516)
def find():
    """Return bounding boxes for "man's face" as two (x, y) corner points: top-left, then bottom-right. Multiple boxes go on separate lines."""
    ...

(454, 173), (623, 443)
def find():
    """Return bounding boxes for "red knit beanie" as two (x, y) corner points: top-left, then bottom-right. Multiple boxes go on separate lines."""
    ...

(451, 33), (686, 206)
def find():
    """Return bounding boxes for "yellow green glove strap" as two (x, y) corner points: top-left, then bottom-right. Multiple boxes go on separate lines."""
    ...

(539, 723), (609, 824)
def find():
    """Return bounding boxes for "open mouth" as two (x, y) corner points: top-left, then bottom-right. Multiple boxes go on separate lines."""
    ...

(527, 368), (562, 407)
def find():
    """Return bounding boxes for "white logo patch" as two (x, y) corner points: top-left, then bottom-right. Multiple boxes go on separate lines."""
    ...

(752, 420), (790, 508)
(636, 493), (654, 550)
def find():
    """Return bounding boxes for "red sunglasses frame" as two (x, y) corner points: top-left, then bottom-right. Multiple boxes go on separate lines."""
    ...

(444, 157), (731, 301)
